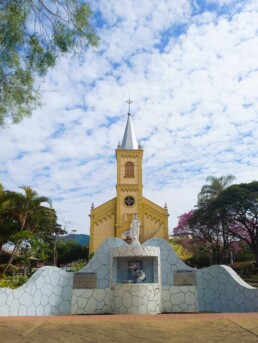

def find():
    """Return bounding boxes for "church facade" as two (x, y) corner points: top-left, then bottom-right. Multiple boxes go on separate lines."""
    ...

(89, 112), (168, 254)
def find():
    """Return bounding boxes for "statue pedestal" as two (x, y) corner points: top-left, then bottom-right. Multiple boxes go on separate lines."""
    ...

(110, 283), (161, 314)
(110, 245), (161, 314)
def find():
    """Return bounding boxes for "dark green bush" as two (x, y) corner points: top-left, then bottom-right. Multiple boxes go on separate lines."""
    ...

(231, 261), (257, 277)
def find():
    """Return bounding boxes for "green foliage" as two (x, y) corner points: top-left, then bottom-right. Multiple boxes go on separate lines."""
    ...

(209, 181), (258, 263)
(234, 242), (255, 262)
(177, 177), (258, 266)
(189, 250), (211, 268)
(0, 184), (64, 274)
(174, 175), (240, 265)
(66, 259), (87, 272)
(30, 238), (50, 262)
(198, 174), (236, 206)
(0, 274), (29, 289)
(170, 240), (192, 261)
(231, 261), (258, 277)
(171, 237), (212, 267)
(0, 0), (99, 127)
(0, 263), (19, 276)
(50, 240), (88, 266)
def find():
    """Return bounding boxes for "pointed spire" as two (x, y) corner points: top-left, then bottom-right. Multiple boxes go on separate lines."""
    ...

(121, 99), (138, 150)
(121, 114), (138, 149)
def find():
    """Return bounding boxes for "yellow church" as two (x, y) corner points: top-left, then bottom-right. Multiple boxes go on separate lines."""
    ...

(89, 109), (169, 254)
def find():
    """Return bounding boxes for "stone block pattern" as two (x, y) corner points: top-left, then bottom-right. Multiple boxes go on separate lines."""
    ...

(161, 286), (198, 312)
(79, 237), (126, 288)
(1, 238), (258, 316)
(72, 244), (162, 314)
(110, 284), (161, 314)
(71, 289), (110, 314)
(197, 265), (258, 312)
(0, 267), (73, 316)
(143, 238), (192, 286)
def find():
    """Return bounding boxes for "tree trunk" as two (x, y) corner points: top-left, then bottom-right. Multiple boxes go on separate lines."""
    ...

(2, 240), (21, 274)
(53, 241), (57, 266)
(254, 250), (258, 265)
(2, 214), (28, 275)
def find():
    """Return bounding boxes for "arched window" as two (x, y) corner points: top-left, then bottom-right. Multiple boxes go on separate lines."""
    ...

(125, 162), (134, 178)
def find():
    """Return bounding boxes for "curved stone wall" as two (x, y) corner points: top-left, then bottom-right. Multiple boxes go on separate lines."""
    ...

(161, 286), (198, 313)
(79, 237), (126, 288)
(0, 237), (258, 316)
(143, 238), (192, 286)
(0, 267), (73, 316)
(197, 265), (258, 312)
(72, 288), (110, 314)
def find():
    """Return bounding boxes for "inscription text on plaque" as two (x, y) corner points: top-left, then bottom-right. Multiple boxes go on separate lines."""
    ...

(73, 273), (97, 289)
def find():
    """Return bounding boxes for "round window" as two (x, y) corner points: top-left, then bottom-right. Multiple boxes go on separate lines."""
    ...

(124, 196), (135, 207)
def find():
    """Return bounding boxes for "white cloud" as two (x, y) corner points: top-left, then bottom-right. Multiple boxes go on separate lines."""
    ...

(1, 0), (258, 235)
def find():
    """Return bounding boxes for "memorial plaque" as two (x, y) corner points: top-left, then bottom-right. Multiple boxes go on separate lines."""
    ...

(73, 273), (97, 289)
(174, 270), (197, 286)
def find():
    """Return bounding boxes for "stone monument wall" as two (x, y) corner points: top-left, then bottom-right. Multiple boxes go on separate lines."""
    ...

(0, 237), (258, 316)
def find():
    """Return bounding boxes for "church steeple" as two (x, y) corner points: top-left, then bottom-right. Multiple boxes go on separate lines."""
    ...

(120, 99), (139, 150)
(121, 113), (138, 150)
(89, 102), (168, 254)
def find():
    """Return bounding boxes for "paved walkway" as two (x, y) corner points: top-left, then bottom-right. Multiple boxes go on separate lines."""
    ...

(1, 313), (258, 343)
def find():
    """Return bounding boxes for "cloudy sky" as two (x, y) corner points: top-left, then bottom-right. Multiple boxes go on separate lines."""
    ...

(1, 0), (258, 235)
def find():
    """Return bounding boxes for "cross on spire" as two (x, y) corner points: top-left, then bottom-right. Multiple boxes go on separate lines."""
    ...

(126, 98), (133, 115)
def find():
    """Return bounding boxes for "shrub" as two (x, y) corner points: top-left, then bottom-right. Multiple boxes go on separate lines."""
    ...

(0, 264), (19, 276)
(0, 274), (28, 288)
(231, 261), (257, 277)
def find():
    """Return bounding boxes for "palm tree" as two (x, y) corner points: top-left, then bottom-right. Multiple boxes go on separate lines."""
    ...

(198, 175), (236, 206)
(0, 184), (16, 252)
(197, 175), (236, 263)
(1, 186), (51, 274)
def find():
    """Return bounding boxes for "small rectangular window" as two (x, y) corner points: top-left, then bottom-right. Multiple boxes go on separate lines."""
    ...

(125, 162), (134, 177)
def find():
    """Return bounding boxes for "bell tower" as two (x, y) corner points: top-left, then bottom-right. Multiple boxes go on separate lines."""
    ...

(115, 108), (143, 238)
(89, 100), (168, 254)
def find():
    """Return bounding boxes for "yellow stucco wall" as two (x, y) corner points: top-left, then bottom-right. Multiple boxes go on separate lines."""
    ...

(89, 198), (116, 254)
(142, 197), (168, 242)
(89, 196), (168, 254)
(115, 149), (143, 238)
(89, 147), (169, 254)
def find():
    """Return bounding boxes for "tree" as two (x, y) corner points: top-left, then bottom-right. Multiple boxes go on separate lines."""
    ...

(0, 0), (99, 127)
(173, 175), (238, 265)
(174, 210), (236, 264)
(0, 183), (19, 251)
(198, 175), (236, 206)
(49, 240), (88, 266)
(212, 181), (258, 264)
(1, 186), (52, 273)
(197, 175), (236, 262)
(25, 205), (65, 242)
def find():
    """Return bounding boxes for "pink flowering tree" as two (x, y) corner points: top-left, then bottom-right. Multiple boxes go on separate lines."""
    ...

(173, 210), (217, 265)
(173, 206), (240, 265)
(173, 211), (194, 236)
(173, 179), (258, 265)
(207, 181), (258, 264)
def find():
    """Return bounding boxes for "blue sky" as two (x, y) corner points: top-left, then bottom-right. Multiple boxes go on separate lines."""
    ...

(1, 0), (258, 234)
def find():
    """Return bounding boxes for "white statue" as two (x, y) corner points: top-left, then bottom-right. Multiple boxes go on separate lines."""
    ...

(128, 262), (146, 283)
(130, 214), (141, 245)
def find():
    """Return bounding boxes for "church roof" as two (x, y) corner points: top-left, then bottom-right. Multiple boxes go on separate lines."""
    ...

(121, 113), (138, 150)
